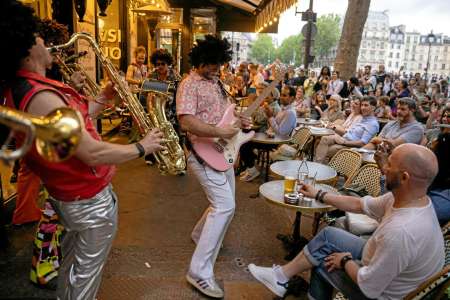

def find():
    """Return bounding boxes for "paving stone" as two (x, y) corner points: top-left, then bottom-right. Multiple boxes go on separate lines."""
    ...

(0, 159), (310, 299)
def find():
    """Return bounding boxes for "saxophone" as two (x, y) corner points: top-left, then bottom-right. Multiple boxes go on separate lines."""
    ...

(48, 32), (186, 175)
(53, 50), (101, 98)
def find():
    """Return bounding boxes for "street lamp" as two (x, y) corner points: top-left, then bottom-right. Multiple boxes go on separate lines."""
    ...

(425, 31), (436, 82)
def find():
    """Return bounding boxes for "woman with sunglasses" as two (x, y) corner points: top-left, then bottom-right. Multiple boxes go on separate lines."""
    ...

(149, 48), (179, 82)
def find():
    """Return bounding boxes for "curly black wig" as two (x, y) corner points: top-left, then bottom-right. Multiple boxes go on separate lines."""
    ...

(188, 35), (232, 68)
(37, 18), (69, 47)
(150, 48), (173, 66)
(0, 0), (40, 82)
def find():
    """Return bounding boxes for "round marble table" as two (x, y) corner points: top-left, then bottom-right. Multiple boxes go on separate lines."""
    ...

(307, 127), (335, 160)
(270, 160), (337, 183)
(250, 132), (292, 182)
(251, 132), (292, 144)
(308, 126), (335, 137)
(259, 181), (337, 213)
(259, 180), (338, 259)
(352, 148), (376, 164)
(297, 118), (321, 126)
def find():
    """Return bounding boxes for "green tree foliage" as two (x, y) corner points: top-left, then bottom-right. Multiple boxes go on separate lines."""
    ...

(248, 14), (340, 67)
(314, 14), (341, 57)
(276, 34), (303, 65)
(249, 34), (276, 64)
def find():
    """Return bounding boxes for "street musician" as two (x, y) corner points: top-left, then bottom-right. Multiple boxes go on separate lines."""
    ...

(0, 1), (165, 299)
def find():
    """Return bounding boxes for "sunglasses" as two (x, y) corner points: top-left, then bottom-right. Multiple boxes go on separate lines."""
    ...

(155, 62), (167, 66)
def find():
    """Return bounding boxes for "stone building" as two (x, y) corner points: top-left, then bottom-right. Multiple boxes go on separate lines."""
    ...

(357, 10), (390, 70)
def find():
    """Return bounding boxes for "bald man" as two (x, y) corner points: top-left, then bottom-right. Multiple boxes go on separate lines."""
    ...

(248, 144), (444, 300)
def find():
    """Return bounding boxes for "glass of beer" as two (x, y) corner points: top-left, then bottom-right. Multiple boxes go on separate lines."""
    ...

(284, 175), (296, 194)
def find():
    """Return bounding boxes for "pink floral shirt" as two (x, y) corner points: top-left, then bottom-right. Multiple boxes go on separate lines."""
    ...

(176, 71), (230, 125)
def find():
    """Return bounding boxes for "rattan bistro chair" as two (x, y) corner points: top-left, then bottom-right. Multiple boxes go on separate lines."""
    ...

(291, 127), (312, 159)
(334, 222), (450, 300)
(343, 163), (382, 197)
(327, 149), (362, 187)
(270, 127), (311, 161)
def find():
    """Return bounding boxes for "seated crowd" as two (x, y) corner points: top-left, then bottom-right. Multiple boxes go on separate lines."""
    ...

(220, 61), (450, 299)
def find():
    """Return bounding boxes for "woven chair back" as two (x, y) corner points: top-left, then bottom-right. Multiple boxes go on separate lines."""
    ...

(328, 149), (362, 180)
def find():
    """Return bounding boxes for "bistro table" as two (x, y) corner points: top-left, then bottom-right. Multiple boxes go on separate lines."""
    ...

(307, 126), (335, 159)
(297, 117), (321, 127)
(352, 148), (376, 164)
(251, 132), (292, 182)
(270, 160), (337, 184)
(260, 180), (338, 260)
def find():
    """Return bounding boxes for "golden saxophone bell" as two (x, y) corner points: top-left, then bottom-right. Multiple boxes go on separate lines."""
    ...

(0, 106), (82, 163)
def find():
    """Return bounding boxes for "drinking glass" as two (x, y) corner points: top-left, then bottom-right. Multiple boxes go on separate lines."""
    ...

(305, 175), (316, 188)
(297, 171), (308, 194)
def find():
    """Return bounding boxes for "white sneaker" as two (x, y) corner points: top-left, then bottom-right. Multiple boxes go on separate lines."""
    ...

(239, 169), (249, 180)
(248, 264), (287, 297)
(240, 167), (260, 182)
(186, 273), (224, 298)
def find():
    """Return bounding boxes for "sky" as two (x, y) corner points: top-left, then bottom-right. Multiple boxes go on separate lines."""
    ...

(278, 0), (450, 44)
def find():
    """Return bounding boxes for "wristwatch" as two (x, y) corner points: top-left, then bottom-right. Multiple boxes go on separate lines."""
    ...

(340, 255), (353, 269)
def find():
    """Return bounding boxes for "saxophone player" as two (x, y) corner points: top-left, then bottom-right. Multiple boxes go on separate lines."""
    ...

(148, 48), (183, 164)
(0, 2), (165, 300)
(149, 49), (181, 126)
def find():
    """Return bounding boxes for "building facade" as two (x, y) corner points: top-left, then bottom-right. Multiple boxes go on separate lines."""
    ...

(386, 25), (405, 72)
(402, 31), (421, 74)
(357, 10), (390, 70)
(221, 31), (254, 65)
(401, 32), (450, 77)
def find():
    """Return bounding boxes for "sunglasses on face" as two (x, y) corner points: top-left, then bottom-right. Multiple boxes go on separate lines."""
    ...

(156, 62), (167, 66)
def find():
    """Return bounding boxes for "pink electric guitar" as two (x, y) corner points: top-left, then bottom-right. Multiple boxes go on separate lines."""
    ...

(191, 66), (286, 171)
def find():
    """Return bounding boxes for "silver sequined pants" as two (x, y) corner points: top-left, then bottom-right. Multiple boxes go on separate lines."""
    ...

(49, 184), (118, 300)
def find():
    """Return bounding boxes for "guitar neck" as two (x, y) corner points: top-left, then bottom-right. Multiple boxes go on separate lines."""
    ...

(242, 79), (281, 118)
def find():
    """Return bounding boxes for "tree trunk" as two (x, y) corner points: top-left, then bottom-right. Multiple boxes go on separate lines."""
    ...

(334, 0), (371, 80)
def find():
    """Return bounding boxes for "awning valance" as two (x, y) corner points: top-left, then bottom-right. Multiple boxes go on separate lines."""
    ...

(255, 0), (297, 33)
(217, 0), (297, 33)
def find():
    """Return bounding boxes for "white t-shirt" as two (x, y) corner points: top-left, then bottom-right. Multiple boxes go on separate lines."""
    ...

(357, 192), (444, 299)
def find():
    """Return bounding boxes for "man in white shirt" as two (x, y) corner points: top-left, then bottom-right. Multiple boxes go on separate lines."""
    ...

(248, 144), (444, 300)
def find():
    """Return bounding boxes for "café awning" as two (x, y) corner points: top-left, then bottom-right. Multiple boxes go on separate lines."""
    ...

(217, 0), (297, 33)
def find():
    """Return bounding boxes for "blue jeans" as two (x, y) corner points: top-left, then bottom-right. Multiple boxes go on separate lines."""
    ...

(303, 227), (372, 300)
(429, 188), (450, 226)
